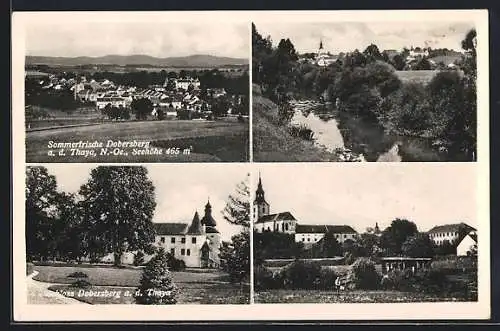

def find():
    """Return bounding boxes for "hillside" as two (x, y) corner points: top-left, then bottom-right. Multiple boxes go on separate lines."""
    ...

(252, 84), (340, 162)
(26, 54), (248, 67)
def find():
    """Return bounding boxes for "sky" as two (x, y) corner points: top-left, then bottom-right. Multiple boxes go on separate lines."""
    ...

(41, 164), (250, 241)
(24, 21), (249, 58)
(253, 21), (474, 54)
(254, 163), (478, 233)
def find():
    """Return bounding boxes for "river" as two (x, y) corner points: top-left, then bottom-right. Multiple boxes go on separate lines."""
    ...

(290, 100), (442, 162)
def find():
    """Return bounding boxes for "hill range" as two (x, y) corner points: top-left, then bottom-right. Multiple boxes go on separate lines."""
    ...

(26, 54), (248, 67)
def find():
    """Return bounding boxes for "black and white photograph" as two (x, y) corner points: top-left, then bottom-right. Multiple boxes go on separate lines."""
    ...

(252, 18), (480, 162)
(19, 12), (250, 163)
(253, 164), (481, 304)
(24, 164), (250, 305)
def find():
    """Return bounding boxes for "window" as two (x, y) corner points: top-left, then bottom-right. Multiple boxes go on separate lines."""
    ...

(307, 238), (310, 242)
(192, 237), (196, 244)
(181, 237), (186, 244)
(181, 249), (185, 255)
(187, 249), (191, 256)
(171, 237), (175, 243)
(302, 238), (305, 242)
(170, 248), (175, 255)
(160, 237), (165, 243)
(285, 224), (289, 231)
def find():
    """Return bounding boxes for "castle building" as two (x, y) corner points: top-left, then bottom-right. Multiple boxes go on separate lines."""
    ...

(253, 175), (358, 243)
(153, 200), (221, 268)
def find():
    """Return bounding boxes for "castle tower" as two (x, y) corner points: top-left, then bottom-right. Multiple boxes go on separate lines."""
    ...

(200, 199), (220, 268)
(201, 199), (217, 227)
(253, 173), (270, 221)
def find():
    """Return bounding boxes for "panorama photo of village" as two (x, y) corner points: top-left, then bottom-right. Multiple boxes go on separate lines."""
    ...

(252, 20), (478, 162)
(25, 164), (250, 304)
(253, 164), (478, 303)
(24, 19), (249, 163)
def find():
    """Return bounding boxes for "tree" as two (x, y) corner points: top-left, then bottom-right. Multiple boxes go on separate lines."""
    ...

(220, 174), (251, 282)
(131, 98), (153, 120)
(78, 166), (157, 266)
(363, 44), (382, 62)
(379, 218), (418, 256)
(414, 58), (432, 70)
(135, 248), (177, 304)
(401, 233), (435, 257)
(391, 54), (406, 71)
(219, 231), (250, 283)
(358, 233), (380, 257)
(25, 166), (60, 260)
(434, 239), (456, 256)
(222, 173), (250, 227)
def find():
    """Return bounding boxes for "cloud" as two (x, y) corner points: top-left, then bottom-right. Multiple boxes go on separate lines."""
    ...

(256, 164), (477, 233)
(254, 21), (474, 53)
(25, 21), (249, 58)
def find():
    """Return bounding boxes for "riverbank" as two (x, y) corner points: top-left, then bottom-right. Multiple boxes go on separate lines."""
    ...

(253, 86), (344, 162)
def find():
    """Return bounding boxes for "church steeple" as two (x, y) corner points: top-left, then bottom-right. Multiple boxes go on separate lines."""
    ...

(319, 39), (323, 50)
(255, 172), (266, 204)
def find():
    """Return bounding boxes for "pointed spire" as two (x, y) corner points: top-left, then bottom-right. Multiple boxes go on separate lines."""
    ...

(319, 39), (323, 50)
(187, 210), (203, 234)
(205, 197), (211, 209)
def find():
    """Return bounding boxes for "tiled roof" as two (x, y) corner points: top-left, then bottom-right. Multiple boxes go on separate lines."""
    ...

(153, 222), (188, 235)
(255, 212), (297, 224)
(296, 224), (357, 234)
(428, 222), (476, 234)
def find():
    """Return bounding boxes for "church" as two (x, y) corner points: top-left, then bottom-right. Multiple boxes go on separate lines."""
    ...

(152, 200), (221, 268)
(315, 40), (338, 67)
(253, 175), (358, 244)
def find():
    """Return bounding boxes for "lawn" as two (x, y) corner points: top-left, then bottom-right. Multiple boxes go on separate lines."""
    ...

(32, 265), (250, 304)
(254, 289), (468, 303)
(394, 70), (440, 85)
(25, 119), (249, 162)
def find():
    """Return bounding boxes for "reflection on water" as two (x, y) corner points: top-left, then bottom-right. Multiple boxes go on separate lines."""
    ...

(290, 107), (344, 152)
(290, 101), (441, 162)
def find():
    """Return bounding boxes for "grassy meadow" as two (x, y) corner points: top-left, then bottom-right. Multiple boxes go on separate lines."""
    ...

(26, 118), (249, 162)
(32, 264), (250, 304)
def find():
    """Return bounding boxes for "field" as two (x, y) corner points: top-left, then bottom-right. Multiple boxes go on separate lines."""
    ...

(32, 264), (250, 304)
(25, 118), (249, 162)
(253, 85), (340, 162)
(254, 289), (467, 303)
(394, 70), (440, 85)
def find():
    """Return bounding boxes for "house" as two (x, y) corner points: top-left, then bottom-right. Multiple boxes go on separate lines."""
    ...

(428, 222), (477, 246)
(295, 224), (357, 244)
(152, 200), (221, 268)
(174, 77), (201, 90)
(95, 97), (128, 110)
(253, 174), (358, 243)
(457, 231), (477, 256)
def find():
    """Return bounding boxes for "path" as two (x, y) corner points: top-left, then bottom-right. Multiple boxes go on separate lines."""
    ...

(27, 271), (86, 304)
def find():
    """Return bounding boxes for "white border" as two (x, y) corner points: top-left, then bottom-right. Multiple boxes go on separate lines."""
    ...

(12, 9), (490, 321)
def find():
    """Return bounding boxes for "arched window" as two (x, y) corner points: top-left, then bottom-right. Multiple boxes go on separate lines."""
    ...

(282, 223), (284, 231)
(285, 223), (289, 231)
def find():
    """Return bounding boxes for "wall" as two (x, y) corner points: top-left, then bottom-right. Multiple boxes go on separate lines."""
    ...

(457, 235), (476, 256)
(155, 234), (207, 268)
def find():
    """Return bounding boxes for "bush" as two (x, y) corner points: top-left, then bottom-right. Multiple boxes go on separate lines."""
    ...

(281, 260), (322, 290)
(288, 124), (314, 140)
(349, 257), (380, 290)
(71, 279), (92, 289)
(133, 251), (145, 266)
(318, 268), (338, 290)
(254, 265), (278, 291)
(26, 262), (34, 276)
(166, 253), (186, 271)
(380, 269), (412, 291)
(135, 249), (177, 304)
(67, 271), (88, 278)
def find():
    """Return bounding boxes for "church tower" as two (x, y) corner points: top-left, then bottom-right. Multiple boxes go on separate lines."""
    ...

(253, 173), (270, 221)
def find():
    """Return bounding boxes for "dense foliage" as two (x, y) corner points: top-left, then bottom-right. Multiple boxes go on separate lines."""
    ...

(252, 23), (478, 161)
